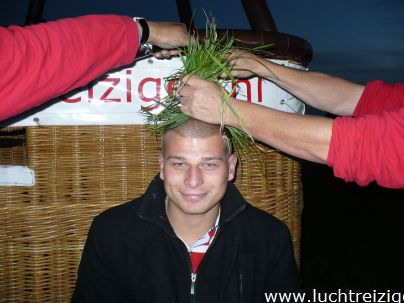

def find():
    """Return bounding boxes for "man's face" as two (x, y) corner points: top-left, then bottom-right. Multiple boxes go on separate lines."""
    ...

(159, 132), (237, 217)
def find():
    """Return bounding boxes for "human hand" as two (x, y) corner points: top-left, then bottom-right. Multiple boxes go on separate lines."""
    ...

(225, 49), (265, 78)
(178, 75), (225, 125)
(146, 21), (188, 59)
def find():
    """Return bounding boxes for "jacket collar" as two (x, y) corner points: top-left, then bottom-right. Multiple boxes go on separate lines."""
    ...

(119, 174), (248, 254)
(137, 174), (247, 228)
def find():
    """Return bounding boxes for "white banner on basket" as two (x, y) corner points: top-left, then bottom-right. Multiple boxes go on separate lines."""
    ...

(7, 57), (305, 126)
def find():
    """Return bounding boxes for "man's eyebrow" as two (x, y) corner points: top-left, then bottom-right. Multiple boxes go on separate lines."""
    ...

(166, 156), (186, 161)
(201, 156), (225, 162)
(166, 156), (224, 161)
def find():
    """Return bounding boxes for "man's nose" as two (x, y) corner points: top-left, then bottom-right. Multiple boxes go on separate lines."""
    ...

(185, 166), (203, 188)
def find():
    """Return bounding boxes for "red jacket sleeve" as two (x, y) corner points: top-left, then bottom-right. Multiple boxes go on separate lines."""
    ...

(328, 81), (404, 188)
(0, 15), (139, 121)
(354, 80), (404, 116)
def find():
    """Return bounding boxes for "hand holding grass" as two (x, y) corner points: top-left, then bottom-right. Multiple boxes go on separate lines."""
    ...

(225, 49), (279, 80)
(179, 75), (235, 126)
(223, 49), (262, 78)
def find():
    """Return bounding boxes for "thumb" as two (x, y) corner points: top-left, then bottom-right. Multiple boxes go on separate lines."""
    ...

(180, 104), (189, 115)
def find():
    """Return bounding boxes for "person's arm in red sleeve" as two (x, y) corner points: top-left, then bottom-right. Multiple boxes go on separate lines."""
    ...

(0, 15), (187, 121)
(0, 15), (138, 121)
(354, 80), (404, 116)
(328, 107), (404, 188)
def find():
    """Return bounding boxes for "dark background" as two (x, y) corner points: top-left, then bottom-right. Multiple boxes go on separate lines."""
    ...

(1, 0), (404, 291)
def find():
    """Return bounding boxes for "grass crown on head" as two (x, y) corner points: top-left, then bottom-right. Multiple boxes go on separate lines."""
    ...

(141, 16), (258, 159)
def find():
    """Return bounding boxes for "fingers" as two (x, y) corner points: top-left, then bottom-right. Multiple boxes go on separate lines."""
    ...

(153, 50), (169, 59)
(180, 74), (202, 87)
(175, 76), (223, 124)
(180, 103), (190, 116)
(176, 84), (192, 116)
(176, 78), (194, 109)
(176, 76), (213, 104)
(153, 49), (181, 59)
(173, 80), (186, 98)
(180, 74), (193, 84)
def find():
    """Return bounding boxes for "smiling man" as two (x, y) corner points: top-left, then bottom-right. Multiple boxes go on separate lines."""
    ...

(72, 119), (300, 303)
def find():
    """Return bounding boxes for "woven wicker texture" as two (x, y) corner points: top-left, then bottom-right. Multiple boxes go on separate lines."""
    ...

(0, 125), (302, 303)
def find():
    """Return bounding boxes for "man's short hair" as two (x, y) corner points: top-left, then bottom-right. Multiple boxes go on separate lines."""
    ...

(162, 119), (233, 158)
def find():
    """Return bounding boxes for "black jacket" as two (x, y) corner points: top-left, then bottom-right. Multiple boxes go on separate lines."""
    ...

(72, 175), (300, 303)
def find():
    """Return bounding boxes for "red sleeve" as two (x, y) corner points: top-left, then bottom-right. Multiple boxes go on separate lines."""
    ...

(0, 15), (139, 121)
(354, 80), (404, 116)
(327, 107), (404, 188)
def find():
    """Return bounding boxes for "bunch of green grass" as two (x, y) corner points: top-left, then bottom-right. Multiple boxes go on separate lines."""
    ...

(143, 17), (259, 158)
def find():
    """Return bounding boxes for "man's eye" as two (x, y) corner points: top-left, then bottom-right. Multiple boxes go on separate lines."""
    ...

(202, 163), (217, 169)
(173, 162), (186, 168)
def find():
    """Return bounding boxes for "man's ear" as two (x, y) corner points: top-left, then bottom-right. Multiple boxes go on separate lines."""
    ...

(159, 154), (165, 180)
(227, 154), (238, 181)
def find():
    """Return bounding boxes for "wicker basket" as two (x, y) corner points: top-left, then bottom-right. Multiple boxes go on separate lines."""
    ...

(0, 125), (302, 303)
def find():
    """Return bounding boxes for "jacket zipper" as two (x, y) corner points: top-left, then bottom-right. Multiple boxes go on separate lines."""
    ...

(190, 272), (197, 295)
(188, 255), (196, 303)
(139, 214), (198, 300)
(188, 221), (225, 302)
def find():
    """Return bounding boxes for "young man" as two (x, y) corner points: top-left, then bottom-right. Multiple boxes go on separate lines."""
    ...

(72, 119), (300, 302)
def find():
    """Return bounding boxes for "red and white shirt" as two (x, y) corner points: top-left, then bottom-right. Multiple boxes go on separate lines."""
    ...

(180, 210), (220, 273)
